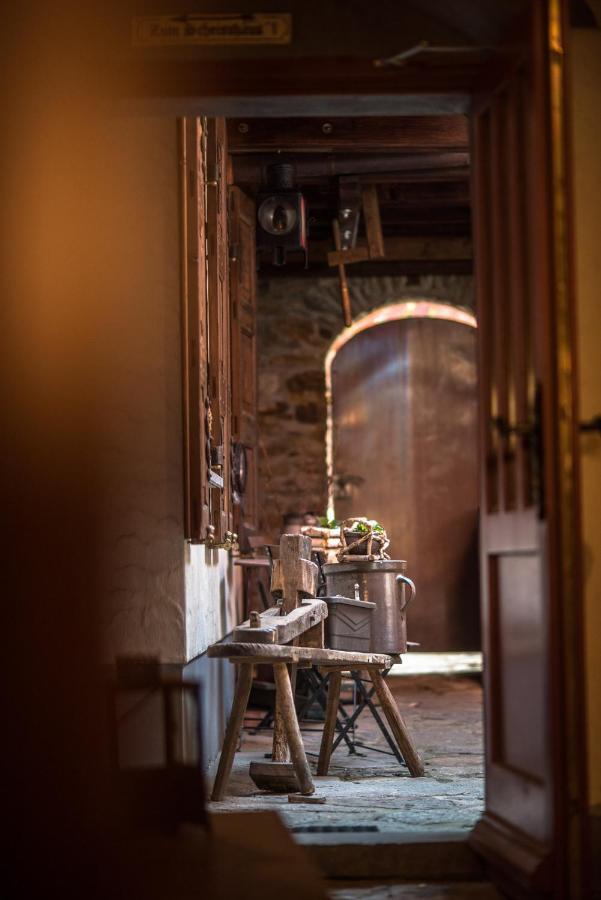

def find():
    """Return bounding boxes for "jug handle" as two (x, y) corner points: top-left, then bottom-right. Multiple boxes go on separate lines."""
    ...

(396, 574), (416, 611)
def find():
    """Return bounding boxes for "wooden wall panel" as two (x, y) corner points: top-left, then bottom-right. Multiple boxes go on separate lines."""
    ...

(206, 117), (234, 545)
(180, 117), (210, 541)
(229, 186), (259, 536)
(181, 116), (235, 547)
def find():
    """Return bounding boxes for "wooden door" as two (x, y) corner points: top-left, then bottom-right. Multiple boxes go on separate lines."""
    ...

(331, 314), (480, 651)
(470, 2), (587, 895)
(229, 186), (259, 537)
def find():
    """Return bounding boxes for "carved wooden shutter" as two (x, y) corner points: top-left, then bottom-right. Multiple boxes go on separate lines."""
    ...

(229, 186), (259, 536)
(205, 118), (234, 546)
(180, 117), (210, 542)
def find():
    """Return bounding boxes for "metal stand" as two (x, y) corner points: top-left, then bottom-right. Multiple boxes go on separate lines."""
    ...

(330, 668), (405, 765)
(247, 667), (356, 755)
(248, 667), (404, 764)
(296, 667), (356, 753)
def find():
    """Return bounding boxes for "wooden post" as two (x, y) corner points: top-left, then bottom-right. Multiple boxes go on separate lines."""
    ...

(361, 184), (385, 259)
(317, 671), (342, 776)
(272, 702), (288, 762)
(210, 663), (254, 800)
(273, 663), (314, 795)
(272, 657), (299, 763)
(332, 219), (352, 327)
(271, 533), (316, 614)
(273, 658), (298, 762)
(370, 669), (424, 777)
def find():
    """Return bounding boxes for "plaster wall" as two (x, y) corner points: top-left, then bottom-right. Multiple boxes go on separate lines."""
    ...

(570, 28), (601, 807)
(96, 115), (233, 666)
(92, 115), (235, 765)
(257, 274), (473, 538)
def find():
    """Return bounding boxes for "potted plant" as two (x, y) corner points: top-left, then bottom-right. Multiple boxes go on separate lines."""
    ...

(340, 517), (389, 557)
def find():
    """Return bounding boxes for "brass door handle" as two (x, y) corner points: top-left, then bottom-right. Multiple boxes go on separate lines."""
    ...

(580, 415), (601, 434)
(490, 382), (545, 519)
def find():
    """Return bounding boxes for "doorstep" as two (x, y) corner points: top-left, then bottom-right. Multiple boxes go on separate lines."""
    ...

(295, 829), (484, 881)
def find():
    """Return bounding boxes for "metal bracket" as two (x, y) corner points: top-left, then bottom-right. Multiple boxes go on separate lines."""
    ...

(337, 177), (362, 250)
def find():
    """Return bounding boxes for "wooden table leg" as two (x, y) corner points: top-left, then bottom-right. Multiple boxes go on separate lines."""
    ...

(272, 701), (288, 761)
(273, 663), (315, 795)
(272, 661), (297, 761)
(370, 669), (425, 777)
(317, 670), (342, 776)
(211, 663), (254, 801)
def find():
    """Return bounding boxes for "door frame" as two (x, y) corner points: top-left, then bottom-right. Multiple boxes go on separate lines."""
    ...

(324, 298), (478, 518)
(118, 1), (588, 893)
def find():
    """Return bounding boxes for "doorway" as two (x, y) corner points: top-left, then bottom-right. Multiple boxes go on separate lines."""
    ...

(139, 2), (586, 893)
(326, 300), (480, 651)
(217, 112), (486, 842)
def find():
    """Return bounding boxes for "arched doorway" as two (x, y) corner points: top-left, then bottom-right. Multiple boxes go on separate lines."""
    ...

(325, 301), (480, 651)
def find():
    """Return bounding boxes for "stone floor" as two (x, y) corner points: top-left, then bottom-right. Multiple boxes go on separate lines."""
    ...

(328, 882), (501, 899)
(210, 673), (484, 836)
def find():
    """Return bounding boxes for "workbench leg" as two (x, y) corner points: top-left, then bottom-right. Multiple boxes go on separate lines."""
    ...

(272, 662), (296, 761)
(317, 670), (342, 776)
(370, 669), (425, 777)
(211, 663), (254, 801)
(273, 663), (314, 795)
(272, 703), (288, 761)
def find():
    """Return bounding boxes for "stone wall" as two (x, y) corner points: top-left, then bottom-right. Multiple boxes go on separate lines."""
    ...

(257, 273), (474, 539)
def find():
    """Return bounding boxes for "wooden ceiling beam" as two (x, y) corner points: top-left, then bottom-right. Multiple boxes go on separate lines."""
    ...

(304, 235), (472, 265)
(258, 258), (473, 279)
(232, 153), (469, 185)
(301, 194), (471, 212)
(228, 116), (469, 153)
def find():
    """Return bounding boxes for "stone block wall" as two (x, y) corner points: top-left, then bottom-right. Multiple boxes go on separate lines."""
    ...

(257, 273), (474, 539)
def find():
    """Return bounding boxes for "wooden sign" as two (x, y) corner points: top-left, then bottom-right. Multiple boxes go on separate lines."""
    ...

(132, 13), (292, 46)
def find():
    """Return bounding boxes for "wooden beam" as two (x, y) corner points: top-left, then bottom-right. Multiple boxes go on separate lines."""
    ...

(228, 116), (469, 152)
(270, 534), (317, 613)
(301, 191), (472, 212)
(232, 153), (470, 185)
(233, 599), (327, 645)
(207, 642), (393, 668)
(332, 219), (353, 327)
(361, 185), (385, 259)
(325, 236), (472, 267)
(258, 259), (473, 278)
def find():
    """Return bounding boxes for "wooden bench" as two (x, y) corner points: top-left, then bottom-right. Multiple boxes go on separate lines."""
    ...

(207, 641), (424, 800)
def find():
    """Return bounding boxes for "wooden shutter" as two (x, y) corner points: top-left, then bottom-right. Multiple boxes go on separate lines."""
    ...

(470, 2), (587, 896)
(229, 186), (259, 537)
(205, 117), (234, 546)
(180, 117), (210, 542)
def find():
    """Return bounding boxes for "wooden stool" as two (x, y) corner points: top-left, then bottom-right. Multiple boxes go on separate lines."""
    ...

(207, 643), (396, 800)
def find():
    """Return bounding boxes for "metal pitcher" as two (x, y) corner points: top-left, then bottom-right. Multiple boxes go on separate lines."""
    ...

(322, 559), (416, 654)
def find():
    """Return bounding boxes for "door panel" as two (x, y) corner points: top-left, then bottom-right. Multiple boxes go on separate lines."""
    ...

(470, 2), (586, 894)
(495, 552), (545, 778)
